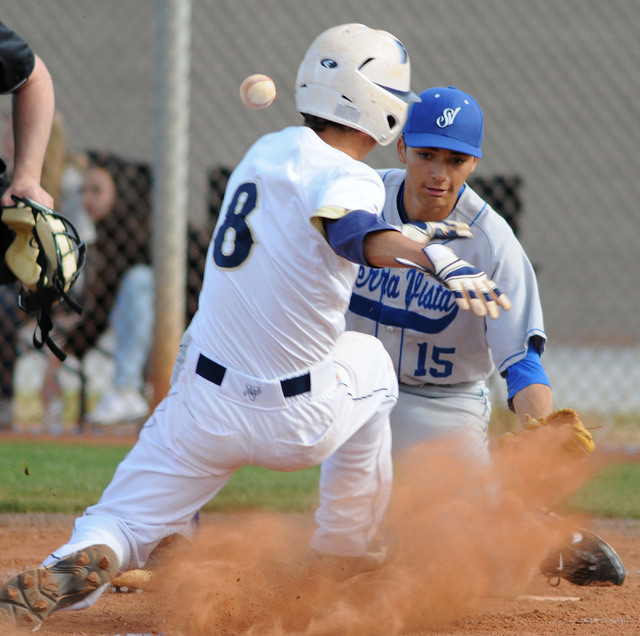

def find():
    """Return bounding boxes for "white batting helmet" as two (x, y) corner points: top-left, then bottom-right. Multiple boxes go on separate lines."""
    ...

(295, 23), (419, 146)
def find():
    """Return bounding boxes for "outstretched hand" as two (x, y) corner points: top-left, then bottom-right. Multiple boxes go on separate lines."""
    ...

(396, 243), (512, 319)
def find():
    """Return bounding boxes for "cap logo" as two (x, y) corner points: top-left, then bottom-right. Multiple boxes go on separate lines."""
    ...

(436, 107), (462, 129)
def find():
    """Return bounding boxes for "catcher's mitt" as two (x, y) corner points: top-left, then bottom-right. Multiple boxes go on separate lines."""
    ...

(499, 408), (596, 457)
(540, 528), (626, 586)
(1, 195), (86, 360)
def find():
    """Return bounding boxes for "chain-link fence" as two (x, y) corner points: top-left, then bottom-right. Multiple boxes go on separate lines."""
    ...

(2, 0), (639, 433)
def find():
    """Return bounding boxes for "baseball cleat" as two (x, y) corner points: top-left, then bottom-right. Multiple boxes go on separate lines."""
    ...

(540, 529), (626, 587)
(0, 544), (119, 629)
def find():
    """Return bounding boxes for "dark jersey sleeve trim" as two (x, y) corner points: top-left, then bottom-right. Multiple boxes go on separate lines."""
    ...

(325, 209), (398, 266)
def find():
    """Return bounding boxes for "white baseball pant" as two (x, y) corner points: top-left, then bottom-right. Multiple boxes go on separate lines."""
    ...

(44, 331), (398, 583)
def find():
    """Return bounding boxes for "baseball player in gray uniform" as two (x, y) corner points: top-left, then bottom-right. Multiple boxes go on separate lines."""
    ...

(347, 85), (552, 462)
(0, 28), (512, 629)
(345, 86), (625, 587)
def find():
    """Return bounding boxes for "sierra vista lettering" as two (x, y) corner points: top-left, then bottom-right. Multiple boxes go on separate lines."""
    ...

(355, 266), (457, 312)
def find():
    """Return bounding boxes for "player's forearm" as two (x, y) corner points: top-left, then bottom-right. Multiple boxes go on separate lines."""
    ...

(363, 229), (434, 270)
(8, 55), (55, 197)
(511, 383), (554, 425)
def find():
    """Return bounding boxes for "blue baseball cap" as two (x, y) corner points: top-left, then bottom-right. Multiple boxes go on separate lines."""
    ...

(402, 86), (483, 157)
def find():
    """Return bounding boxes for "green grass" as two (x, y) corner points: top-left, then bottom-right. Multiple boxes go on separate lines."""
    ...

(0, 442), (132, 513)
(1, 439), (639, 518)
(203, 465), (320, 512)
(566, 462), (640, 518)
(0, 440), (320, 514)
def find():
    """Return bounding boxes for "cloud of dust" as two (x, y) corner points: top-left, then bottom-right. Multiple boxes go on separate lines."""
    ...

(157, 431), (599, 635)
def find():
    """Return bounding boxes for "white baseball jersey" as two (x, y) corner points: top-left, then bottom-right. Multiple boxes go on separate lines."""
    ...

(191, 126), (385, 378)
(346, 168), (546, 387)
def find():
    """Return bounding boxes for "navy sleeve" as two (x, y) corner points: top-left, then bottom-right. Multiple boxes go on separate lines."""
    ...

(0, 21), (36, 94)
(324, 209), (397, 266)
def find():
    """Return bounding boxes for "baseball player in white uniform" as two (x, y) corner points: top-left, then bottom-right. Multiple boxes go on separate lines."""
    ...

(0, 29), (512, 629)
(347, 86), (552, 463)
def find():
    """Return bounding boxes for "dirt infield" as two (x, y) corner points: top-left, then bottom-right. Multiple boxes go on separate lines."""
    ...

(1, 513), (639, 636)
(1, 430), (639, 635)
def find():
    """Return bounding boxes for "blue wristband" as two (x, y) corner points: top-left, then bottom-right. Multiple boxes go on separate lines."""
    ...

(505, 342), (550, 410)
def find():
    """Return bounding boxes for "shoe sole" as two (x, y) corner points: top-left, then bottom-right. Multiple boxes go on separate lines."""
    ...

(0, 545), (119, 629)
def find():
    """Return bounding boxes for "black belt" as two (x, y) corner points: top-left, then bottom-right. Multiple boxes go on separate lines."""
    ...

(196, 354), (311, 397)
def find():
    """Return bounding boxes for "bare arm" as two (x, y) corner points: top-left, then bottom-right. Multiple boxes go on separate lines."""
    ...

(362, 227), (511, 318)
(1, 54), (55, 208)
(362, 228), (435, 270)
(319, 210), (510, 318)
(511, 383), (554, 425)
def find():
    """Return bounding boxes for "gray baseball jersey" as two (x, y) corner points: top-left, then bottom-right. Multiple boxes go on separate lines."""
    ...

(346, 168), (546, 386)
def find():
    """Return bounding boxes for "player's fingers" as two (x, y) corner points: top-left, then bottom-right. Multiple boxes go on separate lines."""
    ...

(451, 279), (493, 316)
(480, 290), (499, 319)
(446, 229), (472, 239)
(470, 280), (499, 319)
(477, 280), (511, 318)
(449, 283), (471, 312)
(486, 282), (512, 312)
(496, 291), (512, 311)
(464, 287), (488, 317)
(447, 221), (472, 238)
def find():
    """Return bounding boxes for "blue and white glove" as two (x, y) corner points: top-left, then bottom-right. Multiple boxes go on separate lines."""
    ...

(400, 220), (472, 244)
(397, 244), (512, 319)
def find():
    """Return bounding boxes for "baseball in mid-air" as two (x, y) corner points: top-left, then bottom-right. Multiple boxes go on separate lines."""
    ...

(239, 73), (276, 109)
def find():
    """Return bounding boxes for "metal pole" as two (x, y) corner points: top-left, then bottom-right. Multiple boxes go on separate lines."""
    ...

(149, 0), (192, 407)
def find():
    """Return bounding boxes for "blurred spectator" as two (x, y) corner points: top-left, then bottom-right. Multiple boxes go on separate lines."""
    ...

(40, 110), (92, 240)
(42, 153), (213, 429)
(41, 152), (154, 427)
(0, 110), (88, 433)
(0, 20), (56, 430)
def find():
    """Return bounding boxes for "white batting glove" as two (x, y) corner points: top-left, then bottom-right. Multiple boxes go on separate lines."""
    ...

(400, 220), (472, 244)
(396, 244), (512, 319)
